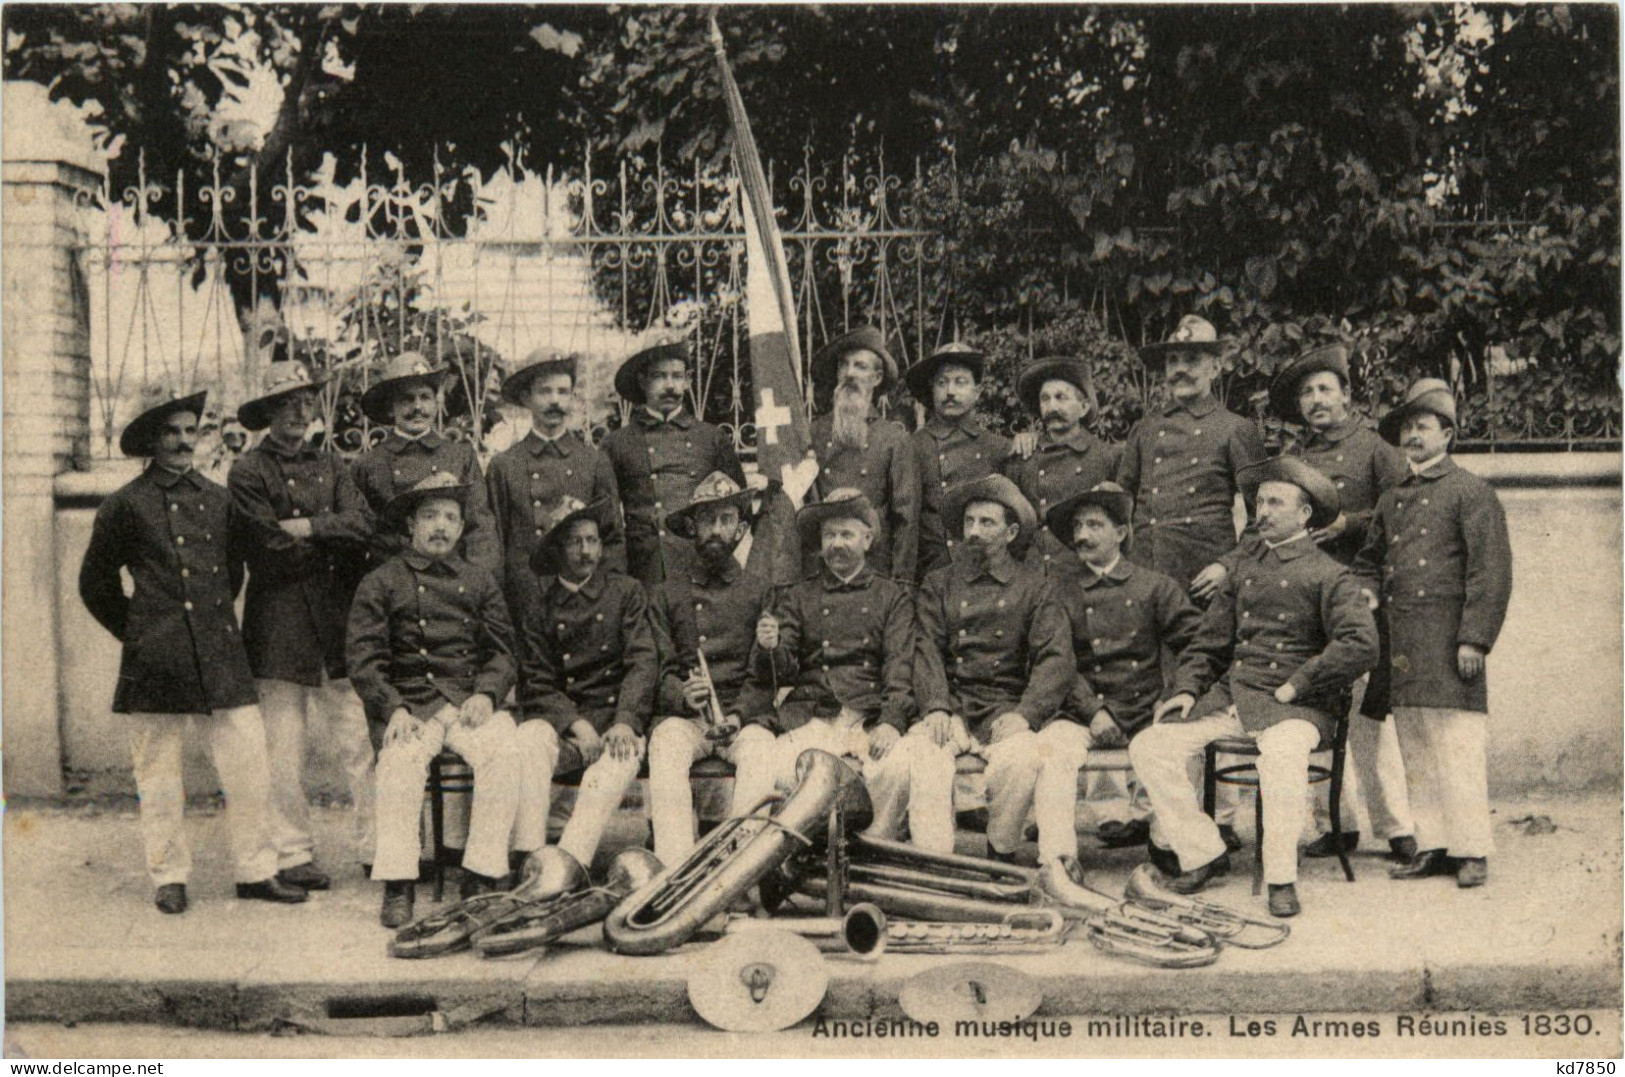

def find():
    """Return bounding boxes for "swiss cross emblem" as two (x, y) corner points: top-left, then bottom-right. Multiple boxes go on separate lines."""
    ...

(756, 388), (793, 446)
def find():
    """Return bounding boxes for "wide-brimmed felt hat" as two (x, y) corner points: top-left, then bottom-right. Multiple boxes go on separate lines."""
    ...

(943, 474), (1038, 558)
(120, 389), (209, 458)
(795, 487), (879, 553)
(613, 341), (690, 406)
(1045, 481), (1135, 552)
(904, 341), (986, 404)
(381, 472), (470, 533)
(1016, 357), (1096, 417)
(501, 348), (580, 407)
(1140, 315), (1227, 365)
(359, 351), (449, 425)
(238, 362), (326, 432)
(810, 325), (899, 391)
(1239, 457), (1341, 531)
(666, 471), (758, 541)
(1377, 377), (1458, 446)
(1268, 343), (1351, 422)
(529, 496), (611, 575)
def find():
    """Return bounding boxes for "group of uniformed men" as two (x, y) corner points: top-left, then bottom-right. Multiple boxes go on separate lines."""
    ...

(80, 314), (1512, 927)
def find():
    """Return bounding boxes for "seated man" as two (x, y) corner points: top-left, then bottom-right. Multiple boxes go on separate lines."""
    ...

(1045, 483), (1203, 849)
(747, 489), (936, 842)
(347, 474), (521, 928)
(910, 476), (1077, 867)
(1130, 459), (1377, 919)
(514, 499), (657, 880)
(647, 473), (777, 864)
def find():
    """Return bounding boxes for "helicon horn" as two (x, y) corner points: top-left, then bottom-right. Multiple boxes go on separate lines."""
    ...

(1122, 863), (1291, 949)
(471, 847), (664, 958)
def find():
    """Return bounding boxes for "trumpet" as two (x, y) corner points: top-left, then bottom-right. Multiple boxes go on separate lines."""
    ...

(1122, 863), (1291, 949)
(695, 648), (739, 742)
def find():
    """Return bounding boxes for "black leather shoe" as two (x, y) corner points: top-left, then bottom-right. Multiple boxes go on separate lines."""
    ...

(236, 877), (310, 904)
(1267, 883), (1301, 918)
(1219, 824), (1243, 852)
(1389, 847), (1452, 879)
(1147, 843), (1182, 877)
(1097, 818), (1151, 848)
(277, 863), (331, 891)
(956, 808), (989, 834)
(986, 846), (1022, 866)
(154, 883), (188, 915)
(380, 881), (415, 928)
(1455, 857), (1488, 888)
(1388, 835), (1419, 863)
(1304, 831), (1359, 858)
(1163, 852), (1230, 895)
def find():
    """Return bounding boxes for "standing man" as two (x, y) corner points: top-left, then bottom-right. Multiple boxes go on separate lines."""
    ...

(487, 348), (624, 657)
(1267, 344), (1416, 863)
(646, 473), (777, 863)
(1355, 380), (1513, 888)
(909, 476), (1078, 868)
(345, 351), (499, 573)
(347, 474), (521, 928)
(1045, 482), (1204, 849)
(601, 341), (745, 587)
(1130, 459), (1377, 918)
(806, 326), (919, 581)
(229, 362), (377, 890)
(905, 341), (1011, 580)
(1002, 357), (1118, 577)
(79, 389), (306, 913)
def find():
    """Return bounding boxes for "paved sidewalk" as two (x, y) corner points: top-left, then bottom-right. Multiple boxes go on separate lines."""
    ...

(4, 792), (1619, 1030)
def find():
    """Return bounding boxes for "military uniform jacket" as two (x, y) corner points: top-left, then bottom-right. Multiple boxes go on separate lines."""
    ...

(751, 565), (916, 734)
(228, 439), (371, 685)
(79, 466), (258, 716)
(1118, 395), (1266, 588)
(911, 417), (1011, 579)
(1063, 558), (1203, 736)
(343, 430), (499, 574)
(1002, 428), (1120, 577)
(346, 551), (515, 724)
(518, 571), (658, 736)
(913, 558), (1075, 740)
(650, 559), (775, 723)
(1172, 535), (1378, 742)
(809, 413), (920, 582)
(1295, 419), (1409, 565)
(487, 430), (625, 638)
(601, 407), (744, 586)
(1353, 458), (1513, 714)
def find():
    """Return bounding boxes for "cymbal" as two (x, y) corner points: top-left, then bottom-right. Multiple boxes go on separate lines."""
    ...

(899, 961), (1043, 1026)
(687, 930), (829, 1032)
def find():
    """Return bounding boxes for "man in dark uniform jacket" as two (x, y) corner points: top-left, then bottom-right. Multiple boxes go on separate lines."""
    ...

(1267, 343), (1415, 863)
(347, 474), (520, 927)
(646, 473), (777, 863)
(343, 351), (499, 574)
(1002, 357), (1119, 577)
(228, 362), (376, 889)
(514, 498), (658, 874)
(601, 341), (745, 586)
(1132, 458), (1378, 918)
(910, 476), (1077, 865)
(80, 389), (305, 914)
(805, 326), (920, 581)
(1356, 379), (1513, 889)
(905, 342), (1012, 580)
(487, 348), (624, 660)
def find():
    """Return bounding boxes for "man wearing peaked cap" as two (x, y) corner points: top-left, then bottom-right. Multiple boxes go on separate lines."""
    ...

(804, 325), (920, 581)
(344, 350), (499, 575)
(601, 339), (746, 586)
(646, 472), (780, 864)
(229, 362), (376, 892)
(905, 341), (1013, 580)
(347, 472), (522, 929)
(909, 475), (1082, 872)
(1355, 379), (1512, 890)
(81, 387), (306, 914)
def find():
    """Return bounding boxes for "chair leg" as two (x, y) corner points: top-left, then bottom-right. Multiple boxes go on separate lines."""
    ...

(1202, 746), (1217, 818)
(428, 756), (447, 903)
(1251, 780), (1265, 896)
(1330, 746), (1356, 882)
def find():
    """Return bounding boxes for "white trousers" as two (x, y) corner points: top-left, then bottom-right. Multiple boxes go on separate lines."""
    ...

(126, 706), (278, 886)
(1132, 709), (1320, 885)
(1393, 706), (1492, 858)
(1082, 767), (1152, 826)
(512, 720), (643, 867)
(257, 677), (377, 868)
(373, 705), (519, 881)
(647, 717), (775, 865)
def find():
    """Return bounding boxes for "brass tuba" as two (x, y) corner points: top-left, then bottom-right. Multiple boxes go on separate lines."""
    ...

(471, 847), (663, 958)
(1035, 860), (1220, 968)
(388, 845), (590, 960)
(602, 749), (870, 956)
(1122, 863), (1291, 949)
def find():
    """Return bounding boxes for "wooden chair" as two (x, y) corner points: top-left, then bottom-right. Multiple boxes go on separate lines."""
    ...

(424, 749), (475, 901)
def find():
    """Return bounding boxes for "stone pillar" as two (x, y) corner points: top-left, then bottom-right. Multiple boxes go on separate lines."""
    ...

(3, 82), (101, 797)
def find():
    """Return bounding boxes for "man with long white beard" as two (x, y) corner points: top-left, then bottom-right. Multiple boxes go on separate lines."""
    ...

(805, 327), (919, 581)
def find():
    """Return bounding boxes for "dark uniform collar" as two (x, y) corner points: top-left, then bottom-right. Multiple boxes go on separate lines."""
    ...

(923, 415), (987, 441)
(690, 557), (742, 587)
(955, 554), (1017, 585)
(818, 563), (874, 592)
(385, 429), (445, 454)
(1303, 417), (1364, 448)
(1079, 556), (1135, 586)
(1040, 426), (1100, 454)
(551, 570), (606, 600)
(1404, 455), (1456, 483)
(1163, 394), (1220, 419)
(147, 463), (201, 490)
(257, 434), (315, 461)
(401, 549), (459, 575)
(636, 406), (694, 431)
(522, 429), (577, 457)
(1259, 532), (1314, 563)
